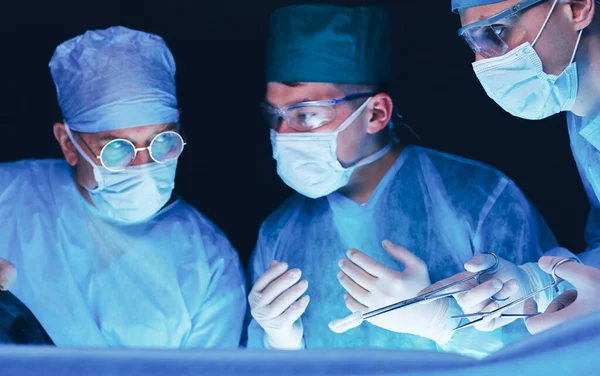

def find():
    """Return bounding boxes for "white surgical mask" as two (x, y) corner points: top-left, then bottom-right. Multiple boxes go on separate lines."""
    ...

(270, 98), (392, 199)
(473, 0), (582, 120)
(65, 125), (177, 223)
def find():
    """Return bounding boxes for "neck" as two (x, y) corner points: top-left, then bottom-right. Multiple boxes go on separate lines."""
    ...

(572, 22), (600, 118)
(337, 143), (403, 204)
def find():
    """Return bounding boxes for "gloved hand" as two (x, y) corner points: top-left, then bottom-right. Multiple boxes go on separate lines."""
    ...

(329, 240), (458, 344)
(431, 254), (546, 332)
(248, 261), (309, 350)
(0, 259), (17, 291)
(524, 256), (600, 334)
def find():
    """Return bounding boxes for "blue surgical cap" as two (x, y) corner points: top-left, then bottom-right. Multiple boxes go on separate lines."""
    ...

(451, 0), (506, 12)
(49, 26), (179, 133)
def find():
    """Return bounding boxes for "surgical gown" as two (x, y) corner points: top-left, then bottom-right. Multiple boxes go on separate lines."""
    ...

(0, 159), (246, 348)
(567, 112), (600, 267)
(247, 145), (558, 357)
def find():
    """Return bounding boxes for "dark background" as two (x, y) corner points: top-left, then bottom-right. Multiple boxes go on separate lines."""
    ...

(0, 0), (589, 266)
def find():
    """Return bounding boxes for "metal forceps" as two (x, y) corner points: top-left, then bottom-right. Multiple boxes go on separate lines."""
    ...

(451, 257), (581, 331)
(361, 253), (500, 320)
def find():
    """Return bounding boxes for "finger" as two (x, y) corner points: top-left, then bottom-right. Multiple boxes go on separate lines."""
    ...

(344, 293), (368, 313)
(421, 271), (478, 300)
(538, 257), (600, 291)
(277, 295), (311, 328)
(252, 261), (288, 293)
(0, 259), (17, 291)
(537, 256), (567, 274)
(455, 279), (503, 309)
(267, 280), (309, 318)
(252, 268), (302, 308)
(382, 240), (427, 276)
(474, 301), (501, 332)
(526, 306), (578, 335)
(338, 258), (378, 291)
(329, 311), (363, 334)
(523, 299), (539, 316)
(338, 270), (371, 306)
(464, 254), (498, 273)
(544, 290), (577, 313)
(491, 279), (520, 301)
(346, 249), (388, 278)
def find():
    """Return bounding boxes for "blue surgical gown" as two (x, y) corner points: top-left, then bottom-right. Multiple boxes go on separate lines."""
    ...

(0, 159), (246, 348)
(567, 112), (600, 267)
(247, 146), (558, 357)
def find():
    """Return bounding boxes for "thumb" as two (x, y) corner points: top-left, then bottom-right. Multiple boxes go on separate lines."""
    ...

(382, 240), (427, 274)
(537, 256), (566, 274)
(464, 253), (498, 273)
(538, 258), (599, 292)
(0, 259), (17, 291)
(523, 298), (539, 316)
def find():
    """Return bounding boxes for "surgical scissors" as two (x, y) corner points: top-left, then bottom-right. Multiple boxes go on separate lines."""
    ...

(451, 257), (581, 331)
(361, 253), (500, 320)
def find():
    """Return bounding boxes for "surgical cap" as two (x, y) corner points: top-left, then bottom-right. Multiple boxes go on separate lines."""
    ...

(266, 4), (391, 85)
(451, 0), (506, 13)
(49, 26), (179, 133)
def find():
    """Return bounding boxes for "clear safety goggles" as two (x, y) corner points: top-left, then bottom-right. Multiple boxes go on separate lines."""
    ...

(458, 0), (546, 58)
(76, 126), (187, 172)
(261, 92), (373, 132)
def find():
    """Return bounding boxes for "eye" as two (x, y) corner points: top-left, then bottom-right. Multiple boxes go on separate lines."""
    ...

(298, 111), (328, 128)
(491, 25), (506, 37)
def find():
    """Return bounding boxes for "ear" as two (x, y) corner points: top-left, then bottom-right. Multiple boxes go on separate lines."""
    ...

(570, 0), (595, 30)
(53, 122), (78, 166)
(366, 93), (393, 135)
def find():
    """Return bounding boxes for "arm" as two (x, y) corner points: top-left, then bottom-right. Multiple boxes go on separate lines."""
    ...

(439, 179), (559, 356)
(580, 207), (600, 268)
(182, 242), (247, 349)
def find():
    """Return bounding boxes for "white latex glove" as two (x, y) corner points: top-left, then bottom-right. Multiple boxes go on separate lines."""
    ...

(328, 241), (457, 343)
(0, 258), (17, 291)
(434, 254), (545, 332)
(248, 260), (309, 350)
(524, 256), (600, 334)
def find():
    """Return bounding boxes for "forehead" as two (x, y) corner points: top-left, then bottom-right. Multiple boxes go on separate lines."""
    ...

(459, 0), (522, 25)
(85, 123), (175, 142)
(266, 82), (344, 107)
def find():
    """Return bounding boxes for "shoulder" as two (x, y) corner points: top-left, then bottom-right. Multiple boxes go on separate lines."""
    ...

(0, 159), (71, 200)
(406, 146), (525, 211)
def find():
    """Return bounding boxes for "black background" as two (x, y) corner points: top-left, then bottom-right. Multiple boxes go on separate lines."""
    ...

(0, 0), (589, 266)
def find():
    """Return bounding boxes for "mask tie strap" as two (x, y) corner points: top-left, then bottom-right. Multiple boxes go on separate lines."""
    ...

(569, 29), (584, 65)
(532, 0), (559, 47)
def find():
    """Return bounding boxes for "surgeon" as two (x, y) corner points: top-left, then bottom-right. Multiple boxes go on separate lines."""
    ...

(0, 26), (246, 348)
(442, 0), (600, 333)
(246, 4), (564, 357)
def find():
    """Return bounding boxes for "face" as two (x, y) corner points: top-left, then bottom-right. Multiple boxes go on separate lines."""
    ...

(54, 122), (177, 190)
(265, 82), (392, 166)
(460, 0), (584, 75)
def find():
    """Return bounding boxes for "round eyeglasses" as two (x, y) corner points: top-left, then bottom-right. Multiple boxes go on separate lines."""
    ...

(83, 130), (186, 172)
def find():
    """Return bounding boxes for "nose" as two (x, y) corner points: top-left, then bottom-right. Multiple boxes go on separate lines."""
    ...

(131, 147), (153, 166)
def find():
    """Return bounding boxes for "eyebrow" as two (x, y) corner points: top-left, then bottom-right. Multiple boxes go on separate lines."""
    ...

(95, 123), (177, 144)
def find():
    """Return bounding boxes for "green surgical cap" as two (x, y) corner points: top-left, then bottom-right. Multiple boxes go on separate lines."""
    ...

(266, 4), (391, 85)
